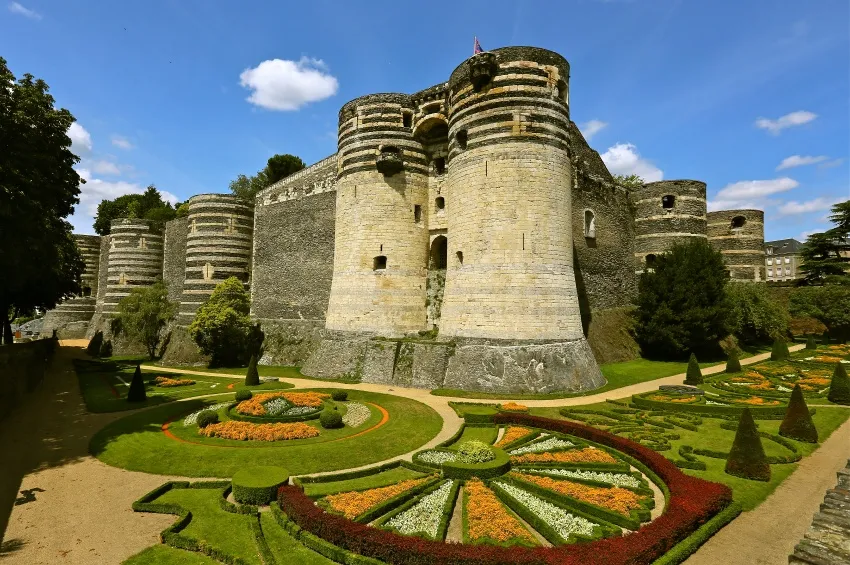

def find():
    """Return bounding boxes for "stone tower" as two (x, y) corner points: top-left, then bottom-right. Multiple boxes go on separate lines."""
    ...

(40, 234), (102, 338)
(324, 94), (430, 336)
(102, 219), (164, 314)
(707, 209), (765, 281)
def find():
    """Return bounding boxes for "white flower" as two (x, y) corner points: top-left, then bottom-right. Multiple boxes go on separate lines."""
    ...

(183, 402), (231, 426)
(522, 468), (641, 489)
(283, 406), (317, 416)
(509, 436), (574, 455)
(493, 481), (596, 539)
(342, 402), (370, 427)
(265, 397), (292, 416)
(416, 450), (458, 465)
(777, 385), (792, 392)
(384, 481), (453, 538)
(706, 400), (730, 406)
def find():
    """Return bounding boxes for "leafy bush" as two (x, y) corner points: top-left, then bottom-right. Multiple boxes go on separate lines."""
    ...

(127, 364), (147, 402)
(235, 388), (253, 402)
(779, 384), (818, 443)
(827, 363), (850, 405)
(188, 277), (261, 367)
(245, 354), (259, 386)
(331, 390), (348, 401)
(633, 239), (731, 359)
(456, 440), (495, 464)
(724, 408), (770, 481)
(112, 280), (177, 359)
(684, 354), (702, 385)
(790, 285), (850, 343)
(99, 339), (113, 358)
(87, 331), (103, 357)
(320, 409), (343, 429)
(231, 465), (289, 505)
(805, 335), (817, 350)
(770, 338), (790, 361)
(725, 349), (741, 373)
(725, 282), (790, 345)
(196, 410), (219, 429)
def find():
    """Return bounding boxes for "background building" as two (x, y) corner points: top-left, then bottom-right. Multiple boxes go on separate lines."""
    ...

(765, 238), (803, 282)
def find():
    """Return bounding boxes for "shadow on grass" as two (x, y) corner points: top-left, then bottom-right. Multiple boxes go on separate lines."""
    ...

(0, 538), (26, 557)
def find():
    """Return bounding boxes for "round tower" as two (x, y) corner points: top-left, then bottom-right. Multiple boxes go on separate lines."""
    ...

(75, 234), (102, 297)
(438, 46), (582, 341)
(324, 93), (431, 336)
(633, 180), (707, 269)
(40, 234), (102, 336)
(102, 219), (164, 314)
(707, 209), (765, 281)
(178, 194), (254, 322)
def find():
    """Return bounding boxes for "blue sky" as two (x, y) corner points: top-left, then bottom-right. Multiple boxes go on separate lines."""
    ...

(2, 0), (848, 241)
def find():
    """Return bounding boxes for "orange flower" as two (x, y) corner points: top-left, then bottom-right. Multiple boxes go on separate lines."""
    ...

(501, 402), (528, 412)
(733, 397), (780, 406)
(236, 391), (330, 416)
(198, 420), (319, 441)
(323, 479), (428, 519)
(511, 447), (617, 465)
(495, 426), (533, 448)
(513, 473), (644, 516)
(648, 395), (696, 403)
(465, 478), (535, 544)
(813, 356), (843, 364)
(154, 377), (195, 387)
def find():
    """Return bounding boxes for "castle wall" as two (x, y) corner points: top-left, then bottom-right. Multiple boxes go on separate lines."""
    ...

(162, 217), (188, 305)
(102, 219), (164, 314)
(633, 180), (707, 269)
(41, 234), (102, 337)
(75, 234), (102, 296)
(707, 209), (765, 281)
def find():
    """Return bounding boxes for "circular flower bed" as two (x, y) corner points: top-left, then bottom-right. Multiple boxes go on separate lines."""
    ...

(199, 420), (320, 441)
(229, 391), (331, 422)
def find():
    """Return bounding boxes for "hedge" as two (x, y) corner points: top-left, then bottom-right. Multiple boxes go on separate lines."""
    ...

(294, 460), (410, 488)
(440, 449), (511, 480)
(232, 466), (290, 505)
(227, 404), (323, 424)
(631, 394), (788, 417)
(651, 501), (742, 565)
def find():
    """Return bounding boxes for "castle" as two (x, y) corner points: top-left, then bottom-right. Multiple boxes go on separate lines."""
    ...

(42, 46), (767, 394)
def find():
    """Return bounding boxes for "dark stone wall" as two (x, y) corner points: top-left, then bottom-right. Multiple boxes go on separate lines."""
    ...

(162, 217), (188, 305)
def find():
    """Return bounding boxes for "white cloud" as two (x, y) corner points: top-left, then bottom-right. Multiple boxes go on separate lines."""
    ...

(776, 155), (828, 170)
(600, 143), (663, 182)
(755, 110), (817, 135)
(239, 56), (338, 111)
(777, 197), (842, 216)
(88, 159), (121, 176)
(8, 2), (41, 19)
(818, 158), (845, 170)
(68, 122), (92, 155)
(580, 120), (608, 141)
(111, 135), (133, 150)
(714, 177), (799, 200)
(707, 199), (763, 212)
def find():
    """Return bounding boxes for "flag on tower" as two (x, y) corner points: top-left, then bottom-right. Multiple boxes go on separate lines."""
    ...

(473, 37), (483, 54)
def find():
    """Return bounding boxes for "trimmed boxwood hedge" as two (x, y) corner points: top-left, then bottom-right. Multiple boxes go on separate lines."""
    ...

(652, 501), (743, 565)
(441, 448), (511, 480)
(631, 394), (788, 417)
(232, 466), (290, 505)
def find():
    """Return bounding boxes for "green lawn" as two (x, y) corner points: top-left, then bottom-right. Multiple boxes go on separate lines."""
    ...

(91, 389), (443, 477)
(123, 545), (221, 565)
(261, 512), (337, 564)
(302, 466), (427, 497)
(446, 425), (498, 447)
(159, 364), (361, 384)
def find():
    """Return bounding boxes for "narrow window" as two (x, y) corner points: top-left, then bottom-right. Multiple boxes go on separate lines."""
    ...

(661, 195), (675, 209)
(456, 251), (464, 266)
(557, 80), (568, 104)
(138, 236), (147, 249)
(402, 111), (412, 129)
(584, 210), (596, 239)
(435, 196), (445, 212)
(434, 157), (445, 175)
(430, 236), (447, 269)
(731, 216), (746, 229)
(373, 256), (387, 271)
(645, 254), (657, 268)
(456, 129), (468, 150)
(414, 205), (422, 223)
(82, 287), (92, 297)
(202, 263), (214, 281)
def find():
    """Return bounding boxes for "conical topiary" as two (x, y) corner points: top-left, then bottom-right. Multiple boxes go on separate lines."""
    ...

(245, 354), (260, 386)
(726, 349), (741, 373)
(827, 363), (850, 405)
(127, 364), (147, 402)
(770, 337), (790, 361)
(86, 331), (103, 357)
(821, 331), (830, 345)
(99, 339), (113, 358)
(805, 335), (817, 350)
(684, 353), (703, 385)
(779, 384), (818, 443)
(725, 408), (770, 481)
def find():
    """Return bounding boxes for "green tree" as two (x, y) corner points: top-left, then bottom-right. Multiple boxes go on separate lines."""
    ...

(827, 363), (850, 405)
(790, 286), (850, 343)
(770, 337), (790, 361)
(111, 281), (177, 359)
(684, 353), (703, 385)
(92, 185), (177, 235)
(798, 200), (850, 285)
(188, 277), (254, 367)
(725, 282), (789, 345)
(612, 174), (644, 189)
(245, 354), (260, 386)
(0, 57), (85, 343)
(726, 349), (741, 373)
(633, 239), (731, 359)
(805, 335), (817, 350)
(725, 408), (770, 481)
(229, 153), (305, 202)
(779, 384), (818, 443)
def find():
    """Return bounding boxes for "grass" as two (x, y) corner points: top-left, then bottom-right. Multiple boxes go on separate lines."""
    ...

(447, 426), (499, 447)
(123, 545), (221, 564)
(90, 389), (443, 477)
(303, 466), (428, 497)
(261, 512), (336, 564)
(160, 363), (361, 384)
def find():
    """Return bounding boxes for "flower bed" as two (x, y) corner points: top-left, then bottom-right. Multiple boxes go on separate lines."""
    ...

(381, 480), (456, 539)
(464, 478), (537, 546)
(731, 397), (781, 406)
(523, 468), (643, 489)
(511, 447), (618, 465)
(509, 435), (575, 455)
(415, 450), (458, 466)
(494, 426), (534, 448)
(183, 402), (232, 426)
(154, 376), (195, 387)
(512, 472), (645, 516)
(500, 402), (528, 412)
(341, 401), (370, 427)
(321, 478), (429, 520)
(198, 420), (319, 441)
(235, 391), (330, 417)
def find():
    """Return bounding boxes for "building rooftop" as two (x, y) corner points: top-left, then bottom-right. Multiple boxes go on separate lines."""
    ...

(765, 238), (803, 254)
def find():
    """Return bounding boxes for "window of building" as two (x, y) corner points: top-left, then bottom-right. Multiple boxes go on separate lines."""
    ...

(82, 286), (91, 297)
(661, 195), (675, 209)
(785, 257), (790, 264)
(373, 256), (387, 271)
(202, 263), (214, 281)
(435, 196), (445, 212)
(402, 111), (412, 129)
(456, 251), (464, 266)
(430, 236), (447, 269)
(414, 205), (422, 224)
(434, 157), (445, 175)
(766, 258), (772, 265)
(584, 210), (596, 239)
(138, 237), (147, 249)
(767, 268), (773, 277)
(766, 247), (773, 255)
(645, 254), (657, 268)
(785, 267), (791, 276)
(731, 216), (746, 229)
(456, 129), (468, 150)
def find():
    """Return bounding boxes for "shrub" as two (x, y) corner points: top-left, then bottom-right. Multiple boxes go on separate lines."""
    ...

(99, 339), (113, 358)
(331, 390), (348, 401)
(87, 331), (103, 357)
(684, 353), (703, 385)
(805, 335), (817, 350)
(235, 388), (253, 402)
(770, 338), (790, 361)
(127, 364), (147, 402)
(827, 363), (850, 405)
(822, 331), (831, 345)
(320, 409), (343, 429)
(725, 349), (741, 373)
(232, 465), (289, 505)
(724, 408), (770, 481)
(725, 281), (790, 345)
(456, 440), (495, 464)
(112, 280), (177, 359)
(245, 354), (260, 386)
(779, 384), (818, 443)
(196, 410), (219, 429)
(188, 277), (256, 367)
(790, 285), (850, 343)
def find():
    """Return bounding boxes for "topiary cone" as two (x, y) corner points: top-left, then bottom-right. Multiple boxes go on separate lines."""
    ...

(827, 362), (850, 405)
(726, 350), (741, 373)
(770, 338), (790, 361)
(779, 384), (818, 443)
(725, 408), (770, 481)
(127, 364), (147, 402)
(805, 335), (817, 350)
(684, 353), (703, 385)
(245, 354), (260, 386)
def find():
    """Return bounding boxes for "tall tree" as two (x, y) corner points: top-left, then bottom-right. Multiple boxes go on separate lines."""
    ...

(92, 185), (176, 235)
(799, 200), (850, 285)
(229, 153), (305, 201)
(111, 281), (177, 359)
(0, 57), (85, 343)
(612, 174), (644, 189)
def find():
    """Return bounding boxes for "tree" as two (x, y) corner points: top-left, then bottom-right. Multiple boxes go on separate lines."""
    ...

(229, 154), (305, 202)
(245, 354), (260, 386)
(92, 185), (177, 235)
(827, 363), (850, 405)
(725, 408), (770, 481)
(805, 335), (817, 350)
(0, 57), (85, 343)
(770, 337), (790, 361)
(798, 200), (850, 285)
(111, 281), (177, 359)
(127, 364), (147, 402)
(684, 353), (703, 385)
(790, 286), (850, 343)
(188, 277), (254, 367)
(726, 349), (741, 373)
(725, 282), (789, 345)
(779, 384), (818, 443)
(613, 174), (644, 189)
(633, 239), (731, 359)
